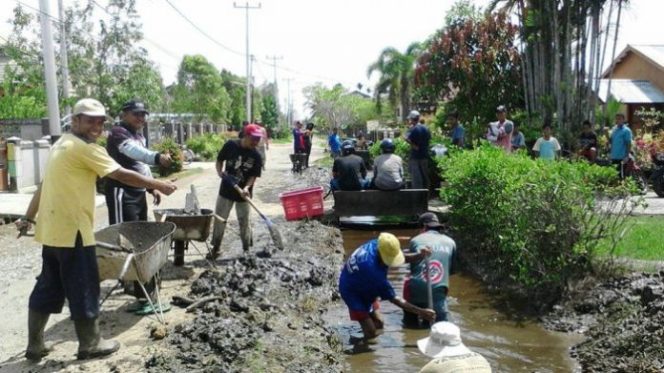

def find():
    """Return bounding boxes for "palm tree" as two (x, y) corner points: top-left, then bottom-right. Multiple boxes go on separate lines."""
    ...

(367, 42), (421, 121)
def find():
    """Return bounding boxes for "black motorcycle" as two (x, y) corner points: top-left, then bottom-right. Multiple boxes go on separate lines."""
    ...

(651, 152), (664, 197)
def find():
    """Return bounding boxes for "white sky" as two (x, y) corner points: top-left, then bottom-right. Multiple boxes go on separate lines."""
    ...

(1, 0), (663, 119)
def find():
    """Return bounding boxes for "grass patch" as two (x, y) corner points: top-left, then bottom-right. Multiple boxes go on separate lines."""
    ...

(270, 136), (292, 144)
(314, 156), (333, 168)
(597, 215), (664, 261)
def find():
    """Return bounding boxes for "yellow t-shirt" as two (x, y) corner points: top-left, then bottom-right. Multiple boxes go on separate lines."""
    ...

(35, 133), (120, 247)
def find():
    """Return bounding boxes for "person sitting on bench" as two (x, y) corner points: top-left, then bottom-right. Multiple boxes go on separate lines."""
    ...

(371, 139), (404, 191)
(331, 140), (369, 191)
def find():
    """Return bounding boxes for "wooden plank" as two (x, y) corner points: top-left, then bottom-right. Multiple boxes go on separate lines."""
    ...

(333, 189), (428, 216)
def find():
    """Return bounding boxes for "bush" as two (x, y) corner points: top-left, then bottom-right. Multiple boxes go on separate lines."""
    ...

(438, 145), (635, 308)
(368, 137), (410, 159)
(151, 137), (183, 176)
(186, 133), (227, 161)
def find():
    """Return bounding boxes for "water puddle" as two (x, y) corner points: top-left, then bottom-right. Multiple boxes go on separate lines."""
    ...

(325, 228), (583, 372)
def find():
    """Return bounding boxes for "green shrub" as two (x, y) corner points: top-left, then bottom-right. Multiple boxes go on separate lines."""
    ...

(369, 137), (410, 159)
(186, 133), (227, 161)
(151, 137), (183, 176)
(438, 145), (635, 308)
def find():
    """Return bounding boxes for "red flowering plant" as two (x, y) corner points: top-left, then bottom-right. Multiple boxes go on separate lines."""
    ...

(414, 12), (523, 143)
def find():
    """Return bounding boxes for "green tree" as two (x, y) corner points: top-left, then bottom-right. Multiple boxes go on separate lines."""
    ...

(367, 42), (421, 120)
(221, 69), (246, 129)
(304, 83), (389, 131)
(415, 12), (523, 142)
(0, 5), (46, 119)
(172, 55), (230, 123)
(259, 84), (279, 135)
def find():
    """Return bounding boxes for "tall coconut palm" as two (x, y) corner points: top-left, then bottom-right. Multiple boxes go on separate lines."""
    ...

(367, 42), (421, 121)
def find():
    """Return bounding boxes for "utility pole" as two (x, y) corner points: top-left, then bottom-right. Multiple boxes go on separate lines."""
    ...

(265, 55), (283, 98)
(284, 77), (293, 128)
(38, 0), (61, 141)
(234, 1), (261, 123)
(249, 54), (256, 118)
(57, 0), (71, 116)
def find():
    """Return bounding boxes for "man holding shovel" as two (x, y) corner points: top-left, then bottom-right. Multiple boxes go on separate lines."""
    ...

(403, 213), (458, 327)
(208, 124), (263, 259)
(339, 232), (436, 343)
(15, 98), (177, 361)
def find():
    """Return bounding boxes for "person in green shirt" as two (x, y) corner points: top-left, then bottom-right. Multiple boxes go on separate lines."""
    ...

(403, 213), (458, 327)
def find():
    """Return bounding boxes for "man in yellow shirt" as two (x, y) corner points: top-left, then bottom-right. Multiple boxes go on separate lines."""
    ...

(15, 98), (177, 361)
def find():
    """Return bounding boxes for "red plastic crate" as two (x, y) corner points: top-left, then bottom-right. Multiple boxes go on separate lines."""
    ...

(279, 186), (325, 221)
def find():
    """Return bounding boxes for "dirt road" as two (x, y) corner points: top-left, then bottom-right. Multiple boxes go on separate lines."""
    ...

(0, 139), (339, 372)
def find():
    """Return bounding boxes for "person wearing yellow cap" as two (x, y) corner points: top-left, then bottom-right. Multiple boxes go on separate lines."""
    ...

(338, 232), (436, 343)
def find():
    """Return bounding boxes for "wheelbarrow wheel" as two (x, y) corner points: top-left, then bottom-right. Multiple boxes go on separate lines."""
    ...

(173, 240), (186, 266)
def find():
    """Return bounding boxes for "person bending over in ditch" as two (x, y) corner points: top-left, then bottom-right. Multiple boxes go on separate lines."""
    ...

(15, 98), (176, 361)
(338, 232), (436, 343)
(403, 213), (458, 327)
(208, 124), (263, 259)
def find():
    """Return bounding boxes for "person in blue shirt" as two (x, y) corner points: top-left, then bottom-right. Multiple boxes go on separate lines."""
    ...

(448, 112), (465, 148)
(403, 213), (458, 327)
(610, 113), (633, 179)
(339, 232), (436, 343)
(405, 110), (432, 189)
(532, 124), (561, 161)
(328, 127), (342, 158)
(511, 123), (526, 151)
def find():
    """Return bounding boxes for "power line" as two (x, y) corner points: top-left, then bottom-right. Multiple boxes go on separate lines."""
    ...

(14, 0), (62, 24)
(89, 0), (183, 67)
(163, 0), (244, 57)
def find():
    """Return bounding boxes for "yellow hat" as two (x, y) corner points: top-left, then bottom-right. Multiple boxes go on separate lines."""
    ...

(377, 232), (404, 267)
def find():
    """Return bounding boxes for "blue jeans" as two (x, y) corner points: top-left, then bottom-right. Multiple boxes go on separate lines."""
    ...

(330, 178), (370, 191)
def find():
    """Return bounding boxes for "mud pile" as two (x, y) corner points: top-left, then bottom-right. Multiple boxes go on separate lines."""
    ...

(544, 271), (664, 372)
(146, 220), (346, 372)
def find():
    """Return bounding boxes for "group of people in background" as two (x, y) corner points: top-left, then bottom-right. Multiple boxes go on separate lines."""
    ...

(292, 120), (314, 169)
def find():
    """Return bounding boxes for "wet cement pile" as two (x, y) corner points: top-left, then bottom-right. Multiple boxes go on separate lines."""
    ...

(146, 220), (346, 372)
(543, 271), (664, 372)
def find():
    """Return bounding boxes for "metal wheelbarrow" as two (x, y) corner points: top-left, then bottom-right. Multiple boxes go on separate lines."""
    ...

(153, 208), (215, 266)
(95, 221), (176, 323)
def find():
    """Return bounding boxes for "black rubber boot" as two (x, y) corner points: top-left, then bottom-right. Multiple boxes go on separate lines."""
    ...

(206, 243), (221, 260)
(25, 310), (52, 362)
(74, 318), (120, 360)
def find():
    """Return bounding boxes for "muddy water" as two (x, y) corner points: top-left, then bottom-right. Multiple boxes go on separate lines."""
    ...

(325, 229), (583, 372)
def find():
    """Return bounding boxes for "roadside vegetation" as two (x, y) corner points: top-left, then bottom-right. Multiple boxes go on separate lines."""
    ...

(438, 145), (638, 309)
(186, 133), (227, 161)
(597, 215), (664, 261)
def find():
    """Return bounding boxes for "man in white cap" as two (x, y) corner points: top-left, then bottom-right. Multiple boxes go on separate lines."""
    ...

(486, 105), (513, 153)
(418, 322), (492, 372)
(15, 98), (177, 361)
(338, 232), (436, 342)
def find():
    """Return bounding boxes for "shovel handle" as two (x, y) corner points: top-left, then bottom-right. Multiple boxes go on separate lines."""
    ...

(425, 254), (433, 310)
(232, 185), (266, 219)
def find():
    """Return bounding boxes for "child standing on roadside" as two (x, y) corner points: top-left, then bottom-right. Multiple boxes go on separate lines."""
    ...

(532, 124), (561, 161)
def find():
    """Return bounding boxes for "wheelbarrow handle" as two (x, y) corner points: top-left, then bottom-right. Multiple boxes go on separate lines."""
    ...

(97, 241), (132, 252)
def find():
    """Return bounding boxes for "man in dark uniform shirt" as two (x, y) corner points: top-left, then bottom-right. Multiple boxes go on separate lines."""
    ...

(105, 100), (172, 223)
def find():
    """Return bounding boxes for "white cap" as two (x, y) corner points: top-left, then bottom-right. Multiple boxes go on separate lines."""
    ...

(417, 322), (473, 358)
(73, 98), (110, 118)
